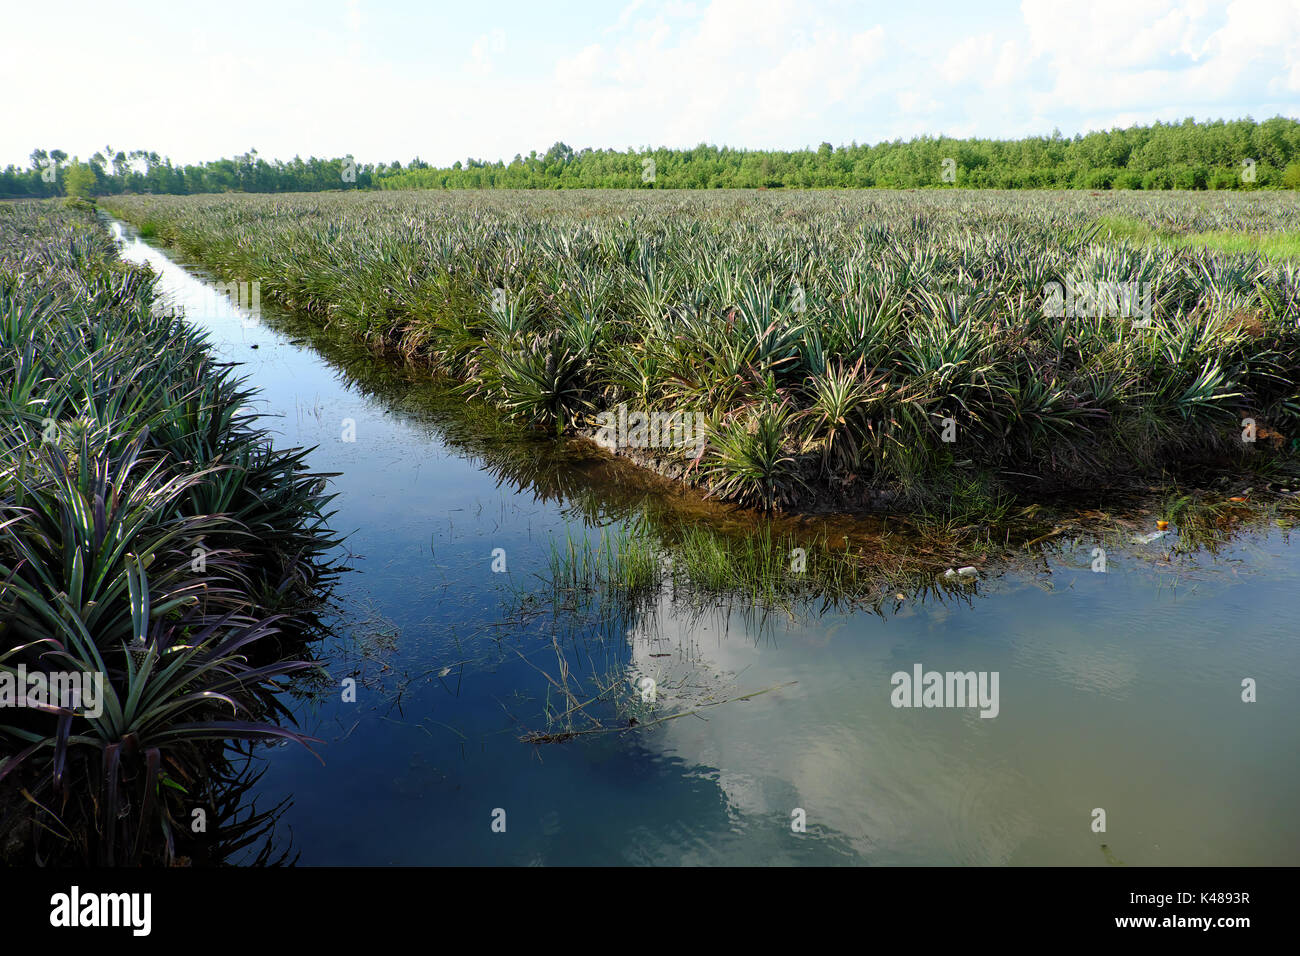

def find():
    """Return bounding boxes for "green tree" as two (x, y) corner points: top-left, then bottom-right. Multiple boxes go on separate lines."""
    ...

(64, 161), (97, 200)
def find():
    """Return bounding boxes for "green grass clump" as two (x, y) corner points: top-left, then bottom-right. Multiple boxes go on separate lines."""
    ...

(543, 517), (871, 612)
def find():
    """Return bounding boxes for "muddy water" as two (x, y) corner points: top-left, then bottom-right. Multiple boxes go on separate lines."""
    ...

(109, 218), (1300, 865)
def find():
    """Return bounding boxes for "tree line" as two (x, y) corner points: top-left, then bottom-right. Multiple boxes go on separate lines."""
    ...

(0, 149), (382, 198)
(5, 117), (1299, 198)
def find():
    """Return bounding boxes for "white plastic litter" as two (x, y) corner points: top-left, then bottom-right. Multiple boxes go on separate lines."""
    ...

(1132, 530), (1169, 544)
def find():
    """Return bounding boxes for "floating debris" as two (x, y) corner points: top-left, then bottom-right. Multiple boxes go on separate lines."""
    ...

(1132, 530), (1169, 544)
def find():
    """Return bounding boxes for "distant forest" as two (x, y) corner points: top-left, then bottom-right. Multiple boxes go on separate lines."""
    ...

(4, 117), (1300, 198)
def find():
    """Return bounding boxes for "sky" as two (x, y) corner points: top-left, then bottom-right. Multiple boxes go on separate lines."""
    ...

(2, 0), (1298, 168)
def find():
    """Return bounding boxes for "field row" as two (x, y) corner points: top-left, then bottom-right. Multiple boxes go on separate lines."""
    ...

(0, 201), (336, 863)
(104, 190), (1300, 513)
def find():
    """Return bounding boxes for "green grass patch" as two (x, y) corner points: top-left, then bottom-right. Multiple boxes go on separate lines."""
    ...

(1095, 214), (1300, 260)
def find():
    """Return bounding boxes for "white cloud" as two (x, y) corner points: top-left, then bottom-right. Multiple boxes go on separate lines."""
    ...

(851, 26), (886, 60)
(546, 1), (892, 148)
(1018, 0), (1300, 118)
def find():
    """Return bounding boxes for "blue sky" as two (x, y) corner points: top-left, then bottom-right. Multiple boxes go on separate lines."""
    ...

(2, 0), (1297, 168)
